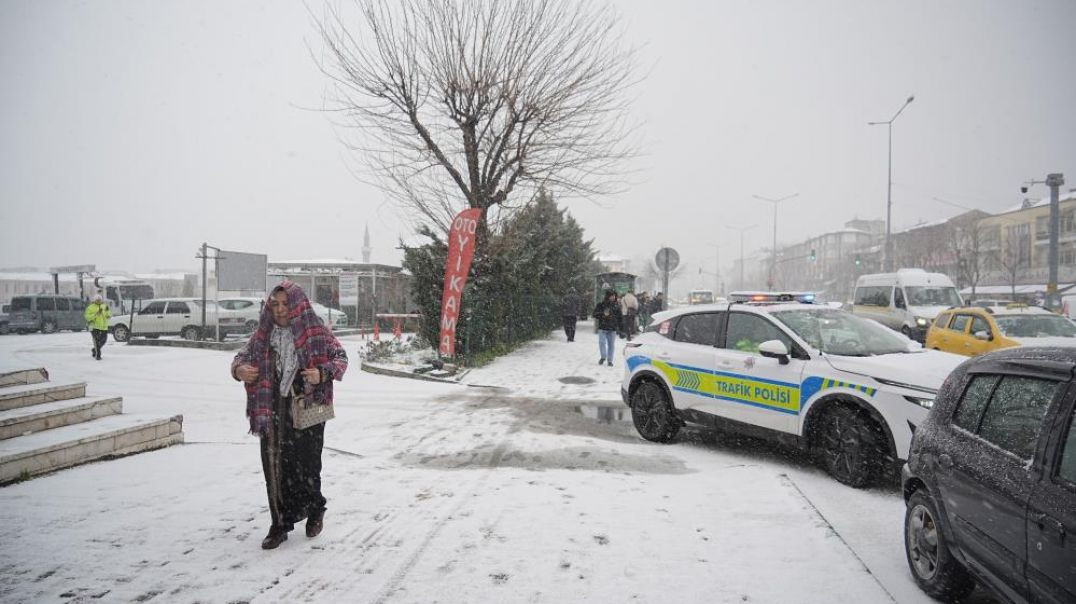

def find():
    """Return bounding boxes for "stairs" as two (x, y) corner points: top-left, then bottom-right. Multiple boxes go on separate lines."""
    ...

(0, 367), (184, 484)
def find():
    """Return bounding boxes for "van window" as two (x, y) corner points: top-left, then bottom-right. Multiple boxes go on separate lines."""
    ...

(37, 297), (55, 311)
(894, 288), (906, 309)
(906, 286), (961, 307)
(854, 286), (891, 307)
(56, 298), (70, 311)
(11, 297), (30, 311)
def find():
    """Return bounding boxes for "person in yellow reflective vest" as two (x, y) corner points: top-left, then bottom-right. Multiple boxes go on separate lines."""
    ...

(84, 294), (111, 360)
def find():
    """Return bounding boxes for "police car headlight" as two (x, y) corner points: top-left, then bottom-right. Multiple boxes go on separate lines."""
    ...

(915, 317), (928, 327)
(904, 395), (933, 410)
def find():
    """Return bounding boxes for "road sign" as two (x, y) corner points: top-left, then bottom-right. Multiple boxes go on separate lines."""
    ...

(655, 247), (680, 272)
(49, 264), (95, 273)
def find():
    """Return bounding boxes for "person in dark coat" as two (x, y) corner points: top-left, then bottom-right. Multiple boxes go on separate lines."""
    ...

(231, 281), (349, 550)
(561, 287), (583, 342)
(592, 289), (621, 366)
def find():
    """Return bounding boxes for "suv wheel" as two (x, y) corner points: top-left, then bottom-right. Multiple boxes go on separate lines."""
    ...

(816, 406), (884, 487)
(181, 326), (201, 341)
(41, 320), (57, 334)
(905, 491), (975, 600)
(630, 381), (680, 443)
(112, 324), (130, 342)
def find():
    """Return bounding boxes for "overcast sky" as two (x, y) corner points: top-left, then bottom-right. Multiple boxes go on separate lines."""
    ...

(2, 0), (1074, 282)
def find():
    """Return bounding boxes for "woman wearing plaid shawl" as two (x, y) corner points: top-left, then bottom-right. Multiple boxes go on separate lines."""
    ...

(231, 281), (348, 550)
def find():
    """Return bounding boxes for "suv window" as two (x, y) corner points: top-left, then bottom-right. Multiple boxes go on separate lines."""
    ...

(724, 313), (792, 354)
(673, 312), (720, 346)
(949, 314), (971, 333)
(167, 302), (190, 314)
(957, 374), (1061, 460)
(140, 301), (167, 315)
(955, 375), (998, 432)
(1058, 407), (1076, 486)
(37, 297), (55, 311)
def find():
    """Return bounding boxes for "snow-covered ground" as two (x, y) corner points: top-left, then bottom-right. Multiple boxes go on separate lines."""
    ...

(0, 329), (996, 603)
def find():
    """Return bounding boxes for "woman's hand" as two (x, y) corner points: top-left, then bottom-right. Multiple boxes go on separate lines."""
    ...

(235, 364), (259, 383)
(301, 367), (322, 385)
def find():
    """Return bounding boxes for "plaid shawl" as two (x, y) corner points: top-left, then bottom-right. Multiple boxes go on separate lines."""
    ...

(232, 281), (348, 436)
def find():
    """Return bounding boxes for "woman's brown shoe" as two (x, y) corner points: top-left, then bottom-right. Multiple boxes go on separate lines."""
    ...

(306, 511), (324, 538)
(261, 527), (289, 550)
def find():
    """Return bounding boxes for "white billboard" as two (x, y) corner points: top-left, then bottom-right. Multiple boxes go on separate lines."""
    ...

(339, 275), (359, 305)
(218, 250), (268, 292)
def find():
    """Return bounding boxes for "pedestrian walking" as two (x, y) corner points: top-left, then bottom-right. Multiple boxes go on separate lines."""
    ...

(637, 292), (651, 329)
(231, 282), (349, 550)
(560, 287), (582, 342)
(620, 291), (639, 340)
(83, 294), (110, 360)
(592, 289), (621, 366)
(651, 292), (666, 314)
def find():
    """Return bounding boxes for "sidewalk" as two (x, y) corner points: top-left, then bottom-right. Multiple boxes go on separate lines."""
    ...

(461, 323), (627, 402)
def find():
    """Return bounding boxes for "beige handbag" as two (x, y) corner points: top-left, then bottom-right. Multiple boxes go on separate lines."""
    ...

(291, 392), (334, 430)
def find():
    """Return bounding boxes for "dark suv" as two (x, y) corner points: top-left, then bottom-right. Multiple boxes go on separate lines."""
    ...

(902, 347), (1076, 603)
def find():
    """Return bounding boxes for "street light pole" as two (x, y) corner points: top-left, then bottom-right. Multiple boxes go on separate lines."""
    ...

(725, 224), (757, 290)
(752, 193), (799, 289)
(869, 94), (915, 272)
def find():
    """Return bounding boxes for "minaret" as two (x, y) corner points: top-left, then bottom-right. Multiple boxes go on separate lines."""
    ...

(362, 225), (372, 263)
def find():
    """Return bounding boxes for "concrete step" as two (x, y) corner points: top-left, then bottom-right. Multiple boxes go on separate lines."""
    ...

(0, 368), (49, 388)
(0, 382), (87, 412)
(0, 414), (184, 484)
(0, 396), (124, 441)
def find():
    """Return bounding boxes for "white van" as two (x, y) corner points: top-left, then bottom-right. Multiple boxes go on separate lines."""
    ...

(852, 269), (963, 342)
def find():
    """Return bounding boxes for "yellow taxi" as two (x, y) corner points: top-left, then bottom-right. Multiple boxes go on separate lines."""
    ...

(925, 304), (1076, 356)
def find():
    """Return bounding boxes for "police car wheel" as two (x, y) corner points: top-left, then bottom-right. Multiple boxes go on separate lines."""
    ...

(816, 406), (882, 488)
(630, 381), (679, 443)
(904, 491), (975, 600)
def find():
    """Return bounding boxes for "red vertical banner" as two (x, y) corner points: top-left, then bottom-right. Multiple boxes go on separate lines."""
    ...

(439, 208), (483, 357)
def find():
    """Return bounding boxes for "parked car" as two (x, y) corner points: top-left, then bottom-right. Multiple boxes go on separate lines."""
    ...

(927, 305), (1076, 356)
(108, 298), (244, 342)
(902, 346), (1076, 603)
(0, 304), (9, 335)
(7, 294), (87, 334)
(218, 297), (348, 332)
(622, 291), (966, 487)
(852, 269), (963, 342)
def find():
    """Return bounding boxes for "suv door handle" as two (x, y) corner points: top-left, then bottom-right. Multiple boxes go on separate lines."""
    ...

(1031, 511), (1066, 539)
(938, 453), (953, 468)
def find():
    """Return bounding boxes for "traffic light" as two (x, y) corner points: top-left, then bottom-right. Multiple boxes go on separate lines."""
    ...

(808, 249), (816, 262)
(854, 255), (862, 266)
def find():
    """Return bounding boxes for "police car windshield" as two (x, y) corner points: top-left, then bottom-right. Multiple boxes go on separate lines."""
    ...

(772, 308), (912, 356)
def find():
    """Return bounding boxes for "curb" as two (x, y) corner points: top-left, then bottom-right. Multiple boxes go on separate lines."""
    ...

(127, 339), (246, 351)
(360, 362), (465, 384)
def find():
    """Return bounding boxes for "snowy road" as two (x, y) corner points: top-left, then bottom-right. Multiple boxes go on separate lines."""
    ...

(0, 330), (996, 603)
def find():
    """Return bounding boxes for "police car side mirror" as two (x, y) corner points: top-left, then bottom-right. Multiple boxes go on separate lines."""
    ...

(758, 340), (790, 365)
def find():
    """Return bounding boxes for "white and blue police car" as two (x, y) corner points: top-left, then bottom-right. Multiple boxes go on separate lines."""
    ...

(620, 292), (966, 487)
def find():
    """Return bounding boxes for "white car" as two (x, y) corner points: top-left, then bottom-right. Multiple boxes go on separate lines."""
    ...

(109, 298), (244, 342)
(621, 292), (966, 488)
(218, 297), (348, 332)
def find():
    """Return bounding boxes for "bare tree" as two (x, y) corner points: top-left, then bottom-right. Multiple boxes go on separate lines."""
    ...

(951, 221), (986, 298)
(314, 0), (639, 232)
(998, 228), (1029, 298)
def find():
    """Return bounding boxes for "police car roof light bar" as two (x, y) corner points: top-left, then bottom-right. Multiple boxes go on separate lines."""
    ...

(728, 291), (816, 304)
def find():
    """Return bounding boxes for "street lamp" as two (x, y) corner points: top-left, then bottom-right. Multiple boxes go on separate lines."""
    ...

(752, 193), (799, 289)
(725, 224), (757, 290)
(869, 94), (915, 272)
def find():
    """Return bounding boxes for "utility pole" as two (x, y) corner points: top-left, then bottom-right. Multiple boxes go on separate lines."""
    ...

(752, 193), (799, 289)
(195, 243), (222, 339)
(869, 95), (915, 272)
(1023, 173), (1065, 311)
(725, 224), (757, 290)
